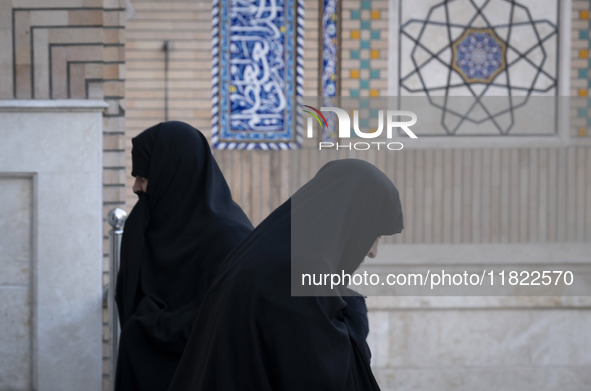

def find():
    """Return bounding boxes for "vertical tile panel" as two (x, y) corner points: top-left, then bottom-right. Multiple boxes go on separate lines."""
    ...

(490, 149), (501, 242)
(538, 148), (548, 242)
(528, 148), (539, 242)
(508, 149), (520, 243)
(461, 149), (472, 243)
(556, 147), (568, 242)
(471, 149), (482, 242)
(518, 149), (529, 243)
(452, 149), (463, 243)
(547, 147), (558, 242)
(566, 147), (577, 241)
(423, 149), (433, 243)
(403, 150), (415, 243)
(442, 149), (453, 243)
(413, 149), (424, 242)
(481, 149), (492, 243)
(433, 149), (444, 243)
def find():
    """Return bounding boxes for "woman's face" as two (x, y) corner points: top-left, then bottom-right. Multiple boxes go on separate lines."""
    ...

(133, 176), (148, 194)
(366, 237), (380, 259)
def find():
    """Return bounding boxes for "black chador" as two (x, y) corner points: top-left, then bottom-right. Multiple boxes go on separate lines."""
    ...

(115, 121), (253, 391)
(168, 159), (404, 391)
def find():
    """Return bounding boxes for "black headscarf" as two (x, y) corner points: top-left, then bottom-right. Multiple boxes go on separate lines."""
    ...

(168, 159), (403, 391)
(115, 121), (253, 391)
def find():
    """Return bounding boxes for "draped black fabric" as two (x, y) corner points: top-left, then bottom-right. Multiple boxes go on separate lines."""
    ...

(115, 121), (253, 391)
(168, 159), (403, 391)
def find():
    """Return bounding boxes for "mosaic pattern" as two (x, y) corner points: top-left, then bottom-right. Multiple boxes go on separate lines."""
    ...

(321, 0), (339, 98)
(571, 0), (591, 137)
(452, 28), (506, 83)
(399, 0), (559, 135)
(332, 0), (388, 136)
(320, 0), (340, 142)
(212, 0), (304, 150)
(345, 0), (386, 100)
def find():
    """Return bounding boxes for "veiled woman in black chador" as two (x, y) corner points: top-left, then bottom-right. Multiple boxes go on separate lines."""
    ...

(168, 159), (404, 391)
(114, 121), (253, 391)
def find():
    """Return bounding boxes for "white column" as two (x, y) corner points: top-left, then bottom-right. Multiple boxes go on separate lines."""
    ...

(0, 100), (106, 391)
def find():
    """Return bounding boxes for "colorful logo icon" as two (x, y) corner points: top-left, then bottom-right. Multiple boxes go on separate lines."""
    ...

(302, 105), (328, 131)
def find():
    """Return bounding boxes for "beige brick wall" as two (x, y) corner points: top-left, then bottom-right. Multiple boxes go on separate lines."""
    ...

(0, 1), (127, 390)
(124, 0), (321, 222)
(124, 0), (591, 246)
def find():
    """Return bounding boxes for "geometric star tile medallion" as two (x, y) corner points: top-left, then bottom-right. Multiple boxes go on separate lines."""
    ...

(452, 28), (506, 84)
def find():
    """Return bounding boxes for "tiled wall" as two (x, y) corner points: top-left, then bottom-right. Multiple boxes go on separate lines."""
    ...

(123, 1), (591, 232)
(124, 0), (321, 212)
(572, 0), (591, 137)
(341, 0), (388, 100)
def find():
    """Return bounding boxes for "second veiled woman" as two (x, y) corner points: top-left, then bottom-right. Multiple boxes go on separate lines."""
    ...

(168, 158), (404, 390)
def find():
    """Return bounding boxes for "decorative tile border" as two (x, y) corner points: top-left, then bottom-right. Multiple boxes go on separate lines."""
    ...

(342, 0), (387, 101)
(321, 0), (339, 98)
(334, 0), (388, 133)
(572, 0), (591, 137)
(211, 0), (304, 149)
(320, 0), (340, 141)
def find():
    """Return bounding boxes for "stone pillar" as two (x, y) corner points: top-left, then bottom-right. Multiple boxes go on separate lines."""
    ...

(0, 100), (106, 391)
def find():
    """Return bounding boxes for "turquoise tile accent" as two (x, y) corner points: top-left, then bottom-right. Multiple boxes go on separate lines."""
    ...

(351, 9), (361, 19)
(361, 59), (370, 69)
(361, 40), (370, 49)
(360, 79), (369, 88)
(581, 29), (589, 39)
(351, 50), (360, 59)
(370, 108), (380, 118)
(360, 99), (370, 109)
(579, 108), (587, 118)
(360, 117), (370, 128)
(370, 69), (380, 79)
(580, 69), (588, 79)
(361, 20), (370, 29)
(371, 30), (381, 39)
(350, 89), (360, 97)
(361, 0), (371, 10)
